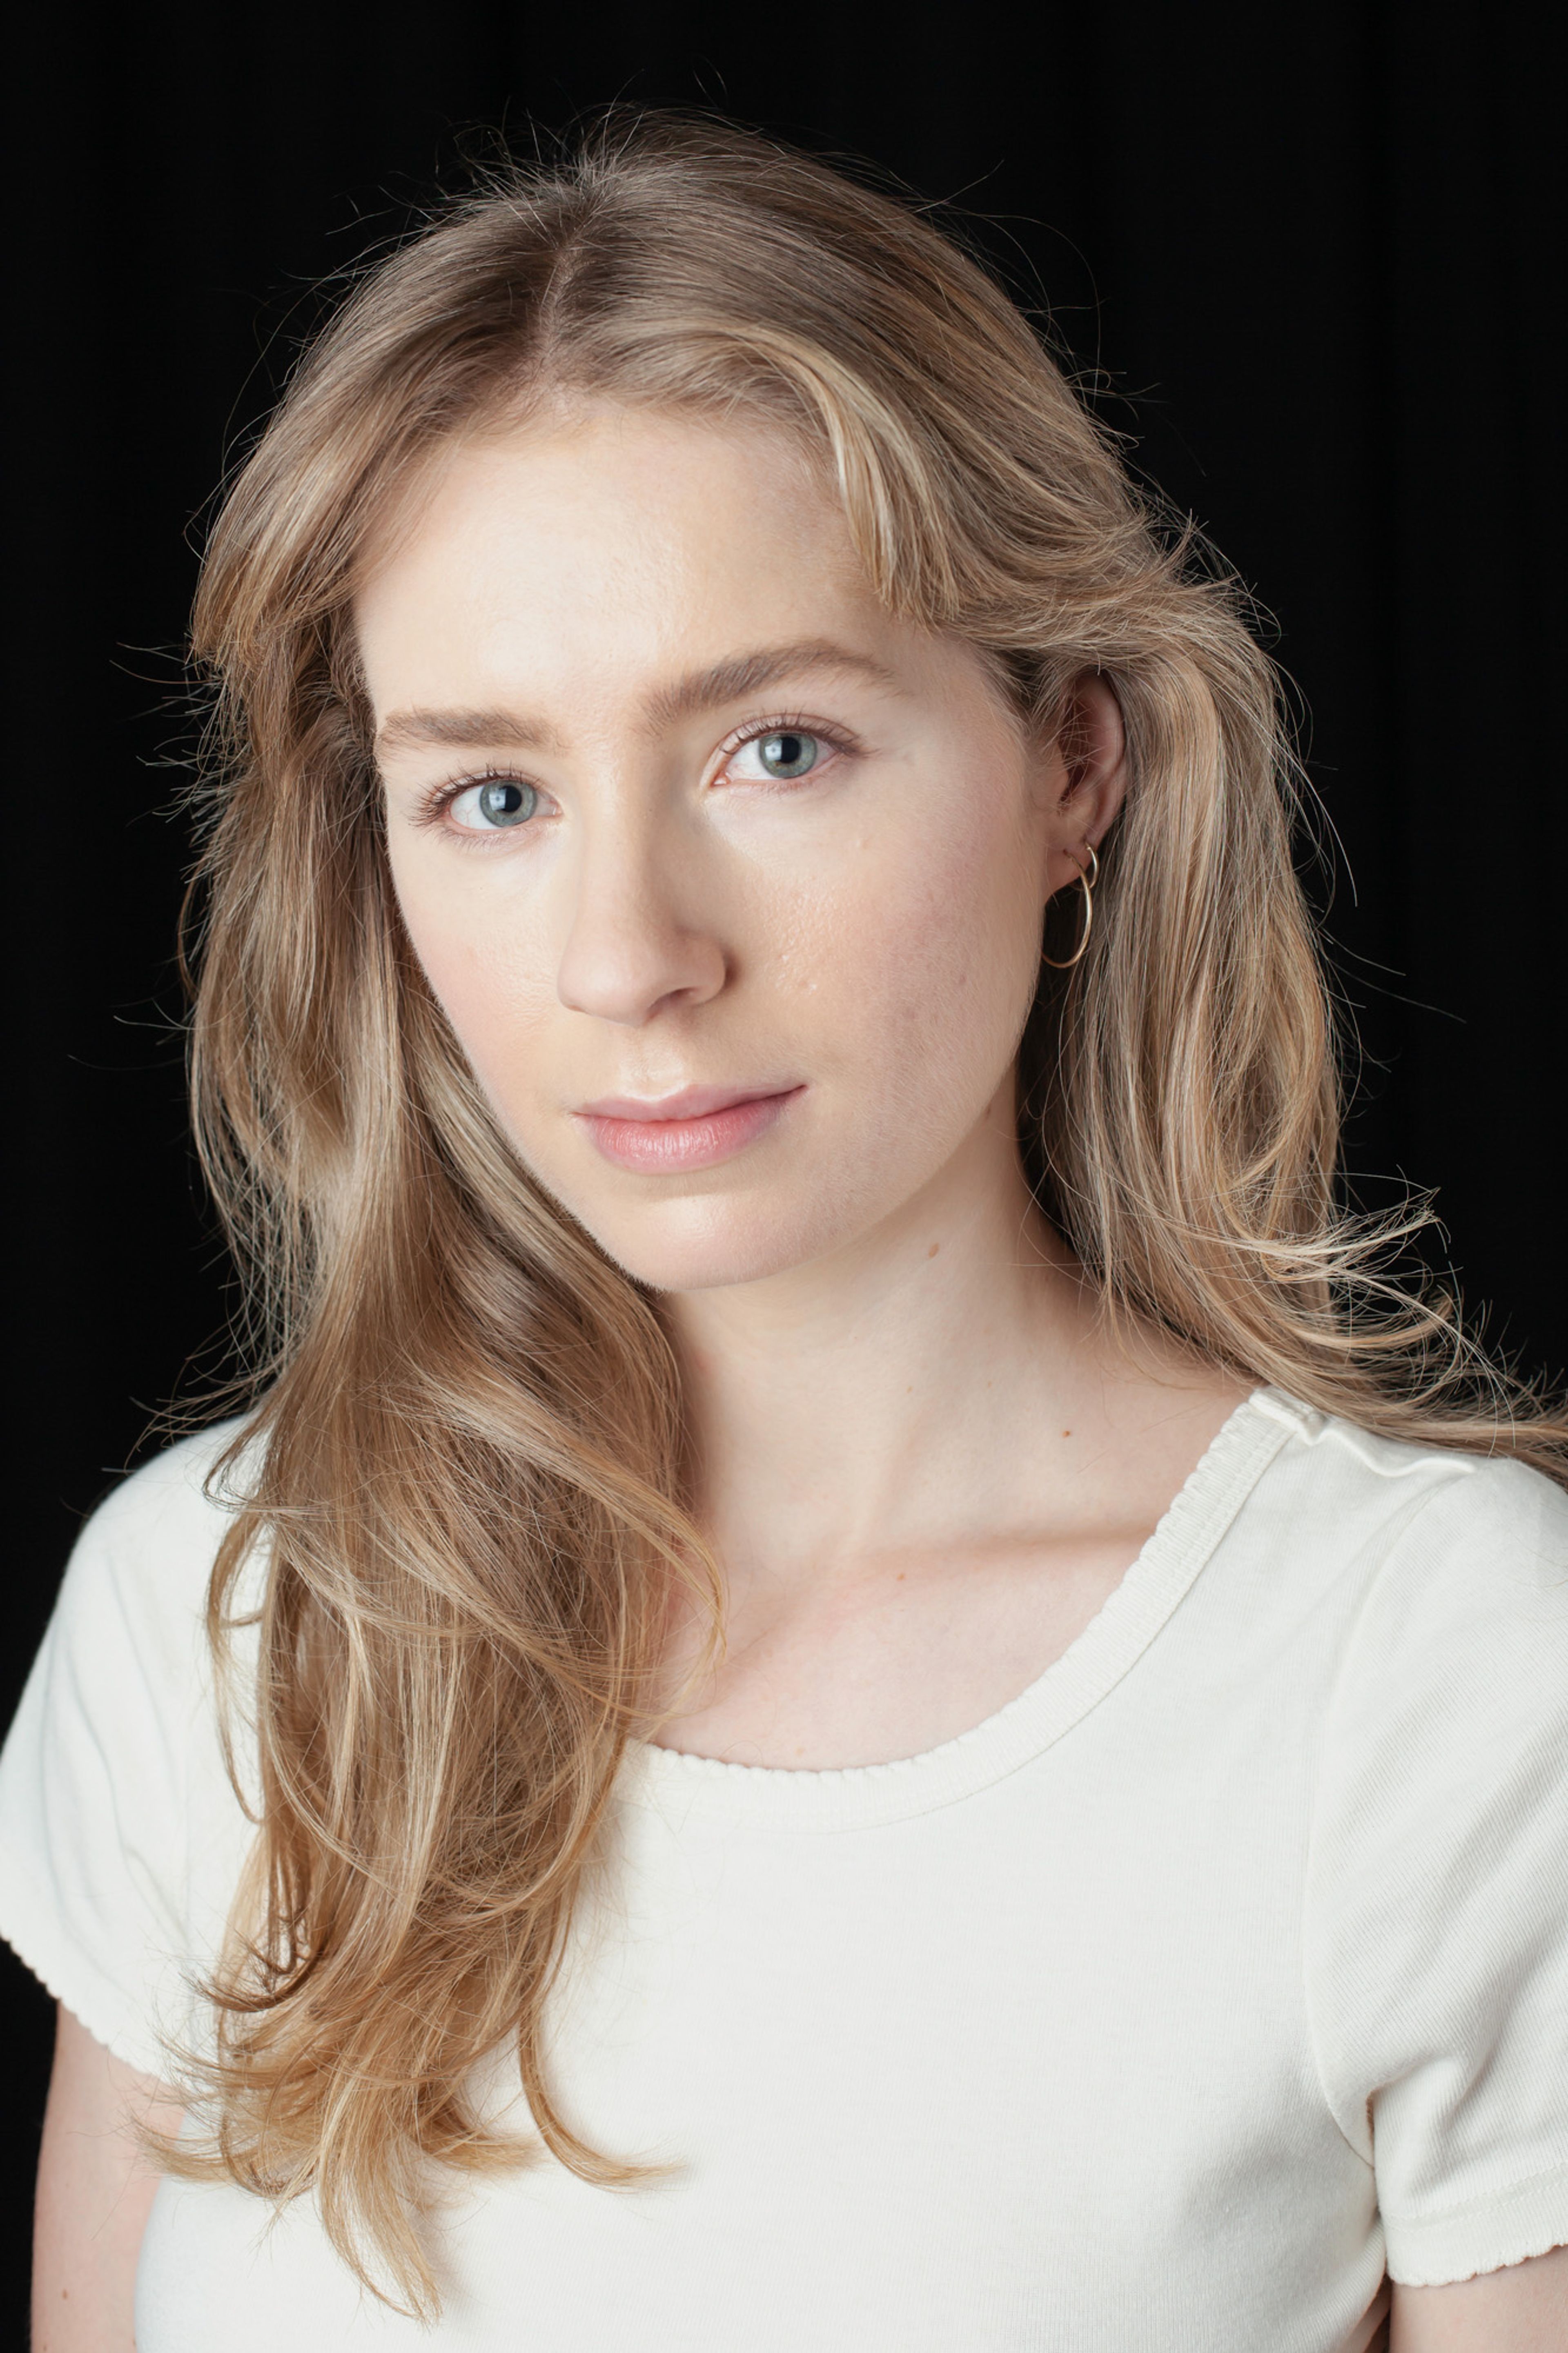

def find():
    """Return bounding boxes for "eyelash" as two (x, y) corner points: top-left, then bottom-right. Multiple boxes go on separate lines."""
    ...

(719, 712), (857, 784)
(414, 769), (537, 836)
(413, 712), (858, 839)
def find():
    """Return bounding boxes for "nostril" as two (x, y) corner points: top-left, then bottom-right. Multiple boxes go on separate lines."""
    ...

(556, 915), (727, 1027)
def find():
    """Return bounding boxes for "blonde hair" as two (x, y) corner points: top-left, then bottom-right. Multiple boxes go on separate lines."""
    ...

(173, 112), (1567, 2310)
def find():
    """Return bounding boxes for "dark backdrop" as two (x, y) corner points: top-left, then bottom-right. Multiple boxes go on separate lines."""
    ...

(5, 0), (1562, 2314)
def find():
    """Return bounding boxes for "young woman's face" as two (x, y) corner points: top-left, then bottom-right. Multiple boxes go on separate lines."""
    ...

(361, 406), (1085, 1294)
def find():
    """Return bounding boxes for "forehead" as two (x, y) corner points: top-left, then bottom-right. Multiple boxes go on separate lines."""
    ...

(353, 406), (881, 713)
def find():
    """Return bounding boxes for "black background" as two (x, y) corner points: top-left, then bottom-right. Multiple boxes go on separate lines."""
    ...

(4, 0), (1563, 2317)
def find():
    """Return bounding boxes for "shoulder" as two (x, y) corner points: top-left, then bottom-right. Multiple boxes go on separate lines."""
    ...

(55, 1416), (258, 1622)
(1237, 1389), (1568, 1787)
(75, 1414), (256, 1558)
(0, 1416), (261, 2076)
(33, 1416), (263, 1750)
(1250, 1385), (1568, 1606)
(1264, 1389), (1568, 1878)
(1282, 1403), (1568, 2270)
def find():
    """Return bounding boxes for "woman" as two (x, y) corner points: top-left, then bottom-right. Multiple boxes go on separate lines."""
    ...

(5, 116), (1567, 2353)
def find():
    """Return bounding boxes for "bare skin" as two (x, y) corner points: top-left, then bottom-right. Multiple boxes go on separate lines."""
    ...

(35, 402), (1566, 2343)
(363, 403), (1245, 1767)
(656, 1171), (1240, 1767)
(32, 2009), (181, 2351)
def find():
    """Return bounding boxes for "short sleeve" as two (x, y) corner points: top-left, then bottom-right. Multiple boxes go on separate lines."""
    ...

(0, 1423), (252, 2084)
(1305, 1452), (1568, 2286)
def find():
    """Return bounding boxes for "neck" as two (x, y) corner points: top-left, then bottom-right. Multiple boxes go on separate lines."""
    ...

(665, 1096), (1101, 1586)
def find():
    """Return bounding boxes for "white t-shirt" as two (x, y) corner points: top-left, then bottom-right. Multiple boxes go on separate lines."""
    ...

(4, 1386), (1568, 2351)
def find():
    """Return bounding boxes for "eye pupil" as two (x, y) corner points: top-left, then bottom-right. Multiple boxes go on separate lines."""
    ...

(477, 780), (535, 826)
(759, 731), (819, 779)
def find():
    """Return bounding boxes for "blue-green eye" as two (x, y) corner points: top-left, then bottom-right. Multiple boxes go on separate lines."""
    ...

(451, 777), (538, 831)
(756, 730), (820, 778)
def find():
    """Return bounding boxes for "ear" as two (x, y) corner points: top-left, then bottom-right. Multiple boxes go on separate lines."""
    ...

(1040, 674), (1127, 897)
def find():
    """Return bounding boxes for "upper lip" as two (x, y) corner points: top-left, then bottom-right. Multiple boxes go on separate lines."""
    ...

(575, 1083), (800, 1122)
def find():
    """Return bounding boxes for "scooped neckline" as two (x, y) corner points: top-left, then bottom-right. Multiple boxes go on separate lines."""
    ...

(619, 1386), (1307, 1833)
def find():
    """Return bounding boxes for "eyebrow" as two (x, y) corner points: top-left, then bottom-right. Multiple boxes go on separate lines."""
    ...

(641, 638), (901, 730)
(374, 706), (564, 758)
(373, 638), (901, 761)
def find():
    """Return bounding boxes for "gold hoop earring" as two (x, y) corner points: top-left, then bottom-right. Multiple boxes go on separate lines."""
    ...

(1041, 842), (1099, 970)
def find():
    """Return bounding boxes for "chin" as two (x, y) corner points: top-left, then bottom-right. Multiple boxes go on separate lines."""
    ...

(570, 1188), (852, 1296)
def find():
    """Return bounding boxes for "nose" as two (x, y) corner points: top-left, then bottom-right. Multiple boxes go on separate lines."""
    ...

(555, 814), (728, 1028)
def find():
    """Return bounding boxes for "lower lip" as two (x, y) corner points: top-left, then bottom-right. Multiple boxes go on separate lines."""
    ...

(577, 1089), (802, 1174)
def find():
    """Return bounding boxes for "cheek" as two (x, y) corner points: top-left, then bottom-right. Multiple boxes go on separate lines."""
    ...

(385, 758), (1043, 1214)
(797, 781), (1043, 1112)
(389, 852), (557, 1092)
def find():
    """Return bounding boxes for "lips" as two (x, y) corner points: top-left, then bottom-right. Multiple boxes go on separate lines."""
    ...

(574, 1084), (804, 1174)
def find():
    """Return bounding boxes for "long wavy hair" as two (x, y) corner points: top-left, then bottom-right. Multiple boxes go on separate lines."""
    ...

(169, 112), (1568, 2310)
